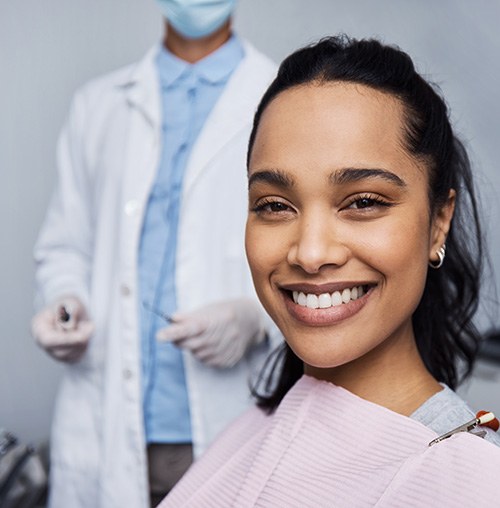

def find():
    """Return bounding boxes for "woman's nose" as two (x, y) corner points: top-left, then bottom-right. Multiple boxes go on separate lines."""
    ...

(286, 218), (349, 274)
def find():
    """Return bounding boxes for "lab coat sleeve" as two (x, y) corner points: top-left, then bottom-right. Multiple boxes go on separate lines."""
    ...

(34, 90), (94, 310)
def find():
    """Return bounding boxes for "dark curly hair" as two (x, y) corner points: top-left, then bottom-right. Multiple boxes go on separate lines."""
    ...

(248, 35), (484, 412)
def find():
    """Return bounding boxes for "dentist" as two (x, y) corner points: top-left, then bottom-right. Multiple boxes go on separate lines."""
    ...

(31, 1), (278, 506)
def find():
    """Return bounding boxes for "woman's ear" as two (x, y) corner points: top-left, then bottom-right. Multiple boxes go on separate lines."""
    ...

(429, 189), (456, 265)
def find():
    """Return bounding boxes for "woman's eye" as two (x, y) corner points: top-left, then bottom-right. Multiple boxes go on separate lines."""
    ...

(350, 197), (376, 209)
(252, 199), (293, 215)
(345, 195), (391, 210)
(266, 202), (289, 212)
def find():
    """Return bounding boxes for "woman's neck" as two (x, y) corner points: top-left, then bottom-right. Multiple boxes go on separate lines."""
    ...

(304, 334), (442, 416)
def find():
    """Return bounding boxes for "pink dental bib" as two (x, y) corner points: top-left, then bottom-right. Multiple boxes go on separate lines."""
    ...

(162, 375), (500, 507)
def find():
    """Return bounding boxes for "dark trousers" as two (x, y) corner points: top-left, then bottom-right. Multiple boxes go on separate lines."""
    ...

(147, 443), (193, 507)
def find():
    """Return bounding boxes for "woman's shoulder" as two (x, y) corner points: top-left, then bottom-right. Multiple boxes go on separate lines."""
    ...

(411, 384), (500, 447)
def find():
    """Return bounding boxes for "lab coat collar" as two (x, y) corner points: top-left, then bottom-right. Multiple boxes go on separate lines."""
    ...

(118, 44), (163, 129)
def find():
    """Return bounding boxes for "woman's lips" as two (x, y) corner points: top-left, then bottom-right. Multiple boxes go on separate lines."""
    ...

(279, 283), (374, 326)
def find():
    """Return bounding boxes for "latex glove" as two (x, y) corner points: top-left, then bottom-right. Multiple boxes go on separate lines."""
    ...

(156, 298), (266, 368)
(31, 296), (94, 363)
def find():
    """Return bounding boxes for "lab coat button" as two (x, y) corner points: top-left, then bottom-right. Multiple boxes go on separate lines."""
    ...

(120, 284), (131, 296)
(123, 368), (133, 380)
(124, 200), (139, 216)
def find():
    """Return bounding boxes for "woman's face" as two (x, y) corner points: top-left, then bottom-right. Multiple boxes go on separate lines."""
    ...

(246, 83), (453, 378)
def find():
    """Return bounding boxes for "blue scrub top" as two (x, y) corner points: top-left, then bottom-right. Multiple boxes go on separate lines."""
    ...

(138, 36), (245, 443)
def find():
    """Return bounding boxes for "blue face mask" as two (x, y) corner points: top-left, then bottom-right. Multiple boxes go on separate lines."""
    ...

(156, 0), (237, 39)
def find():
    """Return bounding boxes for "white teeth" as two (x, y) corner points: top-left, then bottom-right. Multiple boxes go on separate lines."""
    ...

(293, 285), (366, 310)
(318, 293), (332, 308)
(306, 294), (319, 309)
(331, 291), (343, 306)
(341, 288), (351, 304)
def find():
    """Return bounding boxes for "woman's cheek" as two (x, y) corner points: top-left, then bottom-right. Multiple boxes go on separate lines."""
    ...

(247, 225), (286, 299)
(246, 226), (266, 278)
(356, 215), (428, 269)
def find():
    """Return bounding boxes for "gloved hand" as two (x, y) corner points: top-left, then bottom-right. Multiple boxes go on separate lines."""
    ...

(31, 296), (94, 363)
(156, 298), (266, 368)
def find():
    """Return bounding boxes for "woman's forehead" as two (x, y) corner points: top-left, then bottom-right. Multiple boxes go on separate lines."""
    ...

(260, 82), (404, 125)
(249, 82), (421, 179)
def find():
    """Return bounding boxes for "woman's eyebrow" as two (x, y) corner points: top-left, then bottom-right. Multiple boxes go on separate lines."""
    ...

(248, 169), (295, 189)
(330, 167), (407, 187)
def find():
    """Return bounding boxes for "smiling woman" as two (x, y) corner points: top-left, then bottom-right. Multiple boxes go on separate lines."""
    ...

(160, 36), (500, 507)
(246, 81), (450, 410)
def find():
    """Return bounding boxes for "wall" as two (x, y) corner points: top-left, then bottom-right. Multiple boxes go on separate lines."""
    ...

(1, 0), (499, 445)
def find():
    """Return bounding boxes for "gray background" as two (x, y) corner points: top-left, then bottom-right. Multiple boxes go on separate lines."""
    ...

(1, 0), (499, 446)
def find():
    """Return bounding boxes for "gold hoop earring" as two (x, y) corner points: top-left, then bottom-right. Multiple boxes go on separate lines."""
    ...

(429, 244), (446, 269)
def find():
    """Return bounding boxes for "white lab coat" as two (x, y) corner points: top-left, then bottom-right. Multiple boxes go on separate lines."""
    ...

(34, 40), (278, 508)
